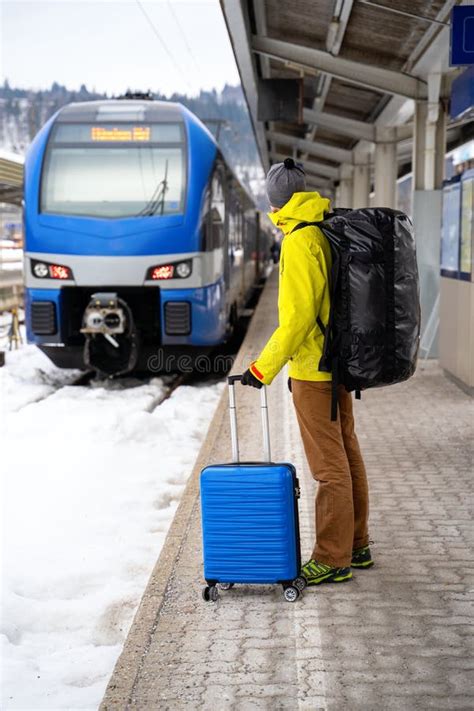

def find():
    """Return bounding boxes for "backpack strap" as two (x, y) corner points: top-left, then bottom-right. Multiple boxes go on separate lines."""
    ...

(291, 219), (339, 420)
(318, 250), (341, 373)
(291, 222), (328, 337)
(290, 221), (321, 234)
(330, 358), (339, 421)
(316, 316), (326, 335)
(291, 212), (343, 235)
(322, 252), (343, 421)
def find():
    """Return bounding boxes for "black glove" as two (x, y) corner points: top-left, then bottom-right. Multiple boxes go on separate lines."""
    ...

(241, 368), (263, 389)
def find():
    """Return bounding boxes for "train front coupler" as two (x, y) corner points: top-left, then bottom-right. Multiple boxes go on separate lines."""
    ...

(80, 292), (139, 376)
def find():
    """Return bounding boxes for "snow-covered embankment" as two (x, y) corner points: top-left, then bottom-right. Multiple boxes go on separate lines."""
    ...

(1, 345), (223, 709)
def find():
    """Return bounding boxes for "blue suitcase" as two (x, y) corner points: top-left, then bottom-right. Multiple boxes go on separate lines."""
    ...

(200, 374), (305, 603)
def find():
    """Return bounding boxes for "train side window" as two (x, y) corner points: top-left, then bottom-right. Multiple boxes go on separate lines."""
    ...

(211, 172), (225, 223)
(200, 187), (211, 252)
(227, 182), (246, 253)
(207, 171), (225, 251)
(236, 203), (243, 250)
(228, 190), (236, 248)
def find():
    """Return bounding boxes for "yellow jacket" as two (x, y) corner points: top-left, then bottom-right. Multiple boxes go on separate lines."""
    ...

(250, 192), (332, 385)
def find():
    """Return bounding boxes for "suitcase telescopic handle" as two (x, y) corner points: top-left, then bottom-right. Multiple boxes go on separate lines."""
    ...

(227, 374), (271, 464)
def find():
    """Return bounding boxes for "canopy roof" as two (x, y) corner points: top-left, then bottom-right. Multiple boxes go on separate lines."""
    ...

(221, 0), (468, 191)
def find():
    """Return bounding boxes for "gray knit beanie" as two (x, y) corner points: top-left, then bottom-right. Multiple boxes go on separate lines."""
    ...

(266, 158), (306, 208)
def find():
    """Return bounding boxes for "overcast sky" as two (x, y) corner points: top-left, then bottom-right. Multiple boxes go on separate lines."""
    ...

(0, 0), (241, 96)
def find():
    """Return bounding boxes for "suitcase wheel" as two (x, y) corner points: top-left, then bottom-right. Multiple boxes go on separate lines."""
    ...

(218, 582), (234, 591)
(293, 576), (307, 592)
(202, 585), (219, 602)
(283, 585), (300, 603)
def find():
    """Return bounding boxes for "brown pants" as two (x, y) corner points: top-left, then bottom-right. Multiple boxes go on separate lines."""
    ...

(291, 379), (369, 568)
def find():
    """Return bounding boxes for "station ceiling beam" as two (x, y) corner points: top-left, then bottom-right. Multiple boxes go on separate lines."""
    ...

(268, 130), (352, 164)
(251, 36), (427, 100)
(304, 167), (337, 183)
(303, 108), (413, 143)
(252, 0), (276, 158)
(374, 0), (455, 132)
(302, 0), (354, 159)
(306, 175), (332, 190)
(299, 167), (332, 185)
(303, 107), (374, 142)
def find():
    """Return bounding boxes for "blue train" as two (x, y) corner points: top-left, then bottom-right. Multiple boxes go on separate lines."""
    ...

(24, 99), (271, 374)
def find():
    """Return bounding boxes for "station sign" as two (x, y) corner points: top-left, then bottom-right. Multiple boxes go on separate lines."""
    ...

(91, 126), (151, 142)
(451, 66), (474, 120)
(450, 5), (474, 66)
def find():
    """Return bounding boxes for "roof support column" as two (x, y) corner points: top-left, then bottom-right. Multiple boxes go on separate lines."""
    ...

(353, 163), (370, 208)
(336, 163), (354, 208)
(352, 142), (372, 208)
(412, 100), (428, 190)
(374, 128), (397, 208)
(411, 77), (448, 357)
(424, 73), (446, 191)
(434, 103), (447, 190)
(412, 92), (446, 191)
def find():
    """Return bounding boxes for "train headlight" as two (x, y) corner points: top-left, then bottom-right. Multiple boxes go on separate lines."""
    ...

(84, 309), (104, 330)
(49, 264), (72, 280)
(175, 261), (192, 278)
(31, 260), (73, 280)
(150, 264), (174, 280)
(147, 260), (192, 280)
(33, 262), (49, 278)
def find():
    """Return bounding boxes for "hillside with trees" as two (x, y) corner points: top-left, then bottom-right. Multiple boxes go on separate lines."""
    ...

(0, 80), (265, 202)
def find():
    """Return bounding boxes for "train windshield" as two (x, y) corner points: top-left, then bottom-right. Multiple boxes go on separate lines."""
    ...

(41, 123), (186, 218)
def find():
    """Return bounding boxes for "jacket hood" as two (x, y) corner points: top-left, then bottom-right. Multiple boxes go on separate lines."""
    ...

(268, 191), (331, 234)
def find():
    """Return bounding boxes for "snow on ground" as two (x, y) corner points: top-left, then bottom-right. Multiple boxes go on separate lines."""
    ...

(1, 341), (81, 412)
(0, 345), (224, 710)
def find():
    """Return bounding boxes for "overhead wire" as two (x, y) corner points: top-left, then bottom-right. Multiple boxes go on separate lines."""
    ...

(166, 0), (202, 75)
(135, 0), (194, 92)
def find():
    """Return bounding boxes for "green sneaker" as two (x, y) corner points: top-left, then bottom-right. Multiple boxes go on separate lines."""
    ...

(301, 559), (352, 585)
(351, 545), (374, 568)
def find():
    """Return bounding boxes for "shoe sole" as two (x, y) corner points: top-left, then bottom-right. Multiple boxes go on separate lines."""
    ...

(351, 560), (374, 569)
(305, 572), (353, 586)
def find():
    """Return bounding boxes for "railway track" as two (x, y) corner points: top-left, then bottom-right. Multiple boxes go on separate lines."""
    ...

(144, 373), (187, 413)
(6, 363), (188, 416)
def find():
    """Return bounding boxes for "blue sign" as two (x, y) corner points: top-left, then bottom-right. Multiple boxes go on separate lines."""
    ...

(450, 6), (474, 66)
(451, 66), (474, 119)
(441, 177), (461, 277)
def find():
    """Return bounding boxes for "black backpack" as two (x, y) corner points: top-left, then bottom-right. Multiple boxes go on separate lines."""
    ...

(292, 208), (421, 420)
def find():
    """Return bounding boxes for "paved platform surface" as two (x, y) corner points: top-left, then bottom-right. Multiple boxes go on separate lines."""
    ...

(101, 271), (474, 711)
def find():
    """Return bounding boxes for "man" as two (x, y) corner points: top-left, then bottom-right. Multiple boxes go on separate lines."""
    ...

(241, 158), (373, 585)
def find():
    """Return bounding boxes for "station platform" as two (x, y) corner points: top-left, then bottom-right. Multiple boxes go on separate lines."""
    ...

(100, 270), (473, 711)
